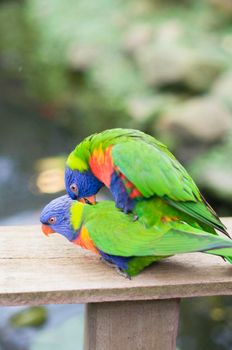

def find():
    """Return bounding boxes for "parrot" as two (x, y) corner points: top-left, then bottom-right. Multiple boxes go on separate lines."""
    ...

(40, 195), (232, 277)
(64, 128), (229, 239)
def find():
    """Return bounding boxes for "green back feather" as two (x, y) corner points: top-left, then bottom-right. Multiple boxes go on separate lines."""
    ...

(80, 200), (232, 258)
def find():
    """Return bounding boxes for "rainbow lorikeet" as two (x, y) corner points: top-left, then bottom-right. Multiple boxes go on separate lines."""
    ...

(65, 128), (229, 238)
(40, 195), (232, 277)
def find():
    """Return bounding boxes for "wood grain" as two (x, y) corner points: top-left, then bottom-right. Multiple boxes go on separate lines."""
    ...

(0, 219), (232, 306)
(84, 299), (180, 350)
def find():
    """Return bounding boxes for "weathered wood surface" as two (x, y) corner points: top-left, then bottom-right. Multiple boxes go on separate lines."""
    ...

(0, 218), (232, 306)
(84, 299), (180, 350)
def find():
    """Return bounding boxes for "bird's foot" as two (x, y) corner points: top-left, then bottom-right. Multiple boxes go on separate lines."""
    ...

(100, 257), (115, 268)
(115, 197), (134, 214)
(122, 206), (132, 214)
(100, 258), (132, 279)
(115, 267), (132, 280)
(132, 215), (138, 222)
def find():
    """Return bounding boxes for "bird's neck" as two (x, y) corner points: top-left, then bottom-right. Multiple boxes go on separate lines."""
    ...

(71, 225), (99, 255)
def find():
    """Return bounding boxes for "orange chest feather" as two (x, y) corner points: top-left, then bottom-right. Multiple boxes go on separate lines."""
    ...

(73, 226), (99, 255)
(89, 146), (114, 187)
(89, 145), (142, 199)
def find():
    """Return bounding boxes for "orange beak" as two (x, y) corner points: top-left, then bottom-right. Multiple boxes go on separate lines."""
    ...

(42, 224), (55, 237)
(79, 195), (96, 205)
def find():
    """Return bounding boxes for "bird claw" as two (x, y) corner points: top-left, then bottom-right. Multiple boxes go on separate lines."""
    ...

(132, 215), (138, 222)
(100, 258), (132, 279)
(115, 267), (131, 280)
(100, 257), (115, 268)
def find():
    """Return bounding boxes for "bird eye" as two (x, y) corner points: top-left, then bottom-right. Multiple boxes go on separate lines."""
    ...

(48, 217), (56, 225)
(70, 183), (78, 195)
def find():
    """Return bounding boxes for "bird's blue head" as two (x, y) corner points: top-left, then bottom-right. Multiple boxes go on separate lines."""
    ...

(40, 195), (78, 241)
(65, 167), (103, 202)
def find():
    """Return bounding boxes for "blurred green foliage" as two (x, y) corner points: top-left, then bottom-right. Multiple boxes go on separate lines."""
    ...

(179, 296), (232, 350)
(10, 306), (47, 328)
(1, 0), (232, 203)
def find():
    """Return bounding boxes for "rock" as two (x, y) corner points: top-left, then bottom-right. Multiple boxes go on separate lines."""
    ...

(158, 97), (232, 143)
(221, 33), (232, 53)
(67, 44), (99, 70)
(184, 53), (225, 92)
(209, 0), (232, 15)
(123, 24), (153, 54)
(189, 133), (232, 200)
(126, 94), (180, 123)
(212, 71), (232, 110)
(133, 20), (225, 91)
(197, 167), (232, 199)
(155, 21), (185, 45)
(135, 45), (224, 91)
(135, 45), (191, 87)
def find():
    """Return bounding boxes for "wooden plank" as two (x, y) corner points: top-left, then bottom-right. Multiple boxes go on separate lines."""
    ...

(0, 219), (232, 305)
(84, 299), (180, 350)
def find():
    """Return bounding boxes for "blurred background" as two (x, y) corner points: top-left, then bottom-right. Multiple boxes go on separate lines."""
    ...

(1, 0), (232, 348)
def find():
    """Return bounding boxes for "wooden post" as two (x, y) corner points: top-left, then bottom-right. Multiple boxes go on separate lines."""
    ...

(84, 299), (180, 350)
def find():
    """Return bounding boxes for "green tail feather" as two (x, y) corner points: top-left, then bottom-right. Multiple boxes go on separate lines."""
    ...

(165, 198), (229, 237)
(225, 256), (232, 264)
(205, 247), (232, 263)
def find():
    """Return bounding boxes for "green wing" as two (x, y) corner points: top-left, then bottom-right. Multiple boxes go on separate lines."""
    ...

(112, 140), (227, 234)
(84, 203), (232, 257)
(113, 140), (199, 201)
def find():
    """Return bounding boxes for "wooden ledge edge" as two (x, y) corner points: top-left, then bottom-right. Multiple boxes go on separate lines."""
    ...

(1, 280), (232, 306)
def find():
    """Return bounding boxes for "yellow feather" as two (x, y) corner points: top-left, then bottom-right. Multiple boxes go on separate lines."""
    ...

(70, 202), (84, 230)
(66, 152), (88, 172)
